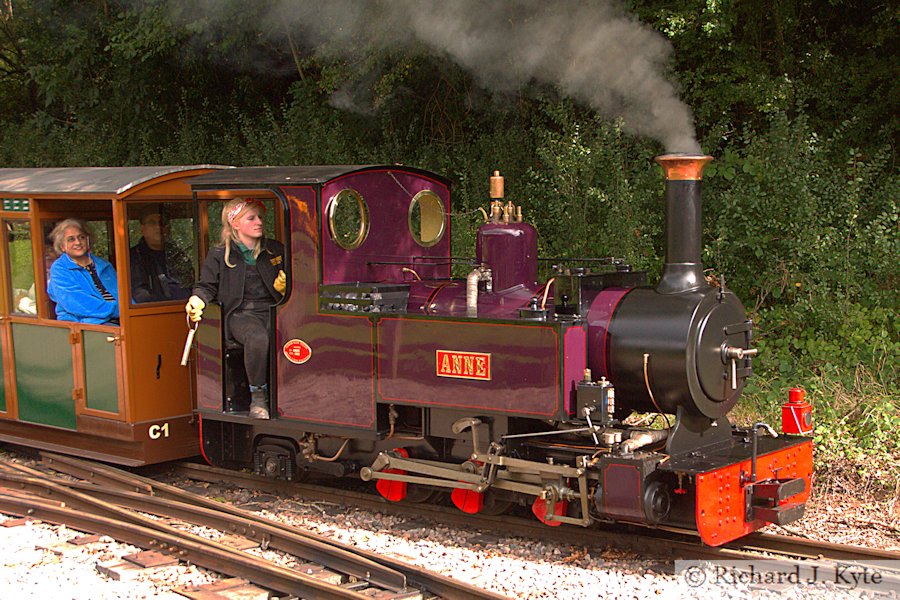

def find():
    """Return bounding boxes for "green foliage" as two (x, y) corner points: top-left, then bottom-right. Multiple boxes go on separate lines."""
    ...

(703, 112), (898, 393)
(631, 0), (898, 149)
(8, 237), (35, 290)
(519, 100), (661, 268)
(707, 110), (898, 489)
(735, 368), (899, 495)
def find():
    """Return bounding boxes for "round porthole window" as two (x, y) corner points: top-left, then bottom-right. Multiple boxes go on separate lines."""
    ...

(408, 190), (445, 248)
(327, 188), (369, 250)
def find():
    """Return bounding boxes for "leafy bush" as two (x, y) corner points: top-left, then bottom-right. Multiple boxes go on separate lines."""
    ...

(735, 367), (899, 497)
(703, 110), (897, 389)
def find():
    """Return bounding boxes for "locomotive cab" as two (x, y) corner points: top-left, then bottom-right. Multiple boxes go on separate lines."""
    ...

(189, 187), (287, 415)
(0, 166), (225, 465)
(188, 166), (455, 473)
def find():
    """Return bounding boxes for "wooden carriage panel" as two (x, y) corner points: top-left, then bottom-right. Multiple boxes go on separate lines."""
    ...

(124, 311), (195, 422)
(12, 323), (76, 429)
(82, 330), (120, 413)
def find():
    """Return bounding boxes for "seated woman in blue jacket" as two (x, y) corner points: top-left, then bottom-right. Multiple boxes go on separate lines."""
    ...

(47, 219), (120, 324)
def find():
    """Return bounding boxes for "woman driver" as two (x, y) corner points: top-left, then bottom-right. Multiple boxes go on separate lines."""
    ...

(186, 199), (285, 419)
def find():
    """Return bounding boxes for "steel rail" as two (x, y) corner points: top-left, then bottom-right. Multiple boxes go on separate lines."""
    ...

(735, 531), (900, 562)
(0, 466), (408, 593)
(39, 453), (156, 493)
(15, 455), (899, 595)
(0, 491), (376, 600)
(37, 453), (506, 600)
(170, 461), (900, 566)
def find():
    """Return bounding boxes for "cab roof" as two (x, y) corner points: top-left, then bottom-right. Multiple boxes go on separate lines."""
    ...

(188, 165), (452, 189)
(0, 166), (229, 196)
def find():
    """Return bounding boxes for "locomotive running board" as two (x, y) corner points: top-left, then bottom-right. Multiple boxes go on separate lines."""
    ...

(360, 451), (593, 526)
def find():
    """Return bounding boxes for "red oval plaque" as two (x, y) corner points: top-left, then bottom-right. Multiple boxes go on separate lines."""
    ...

(282, 339), (312, 364)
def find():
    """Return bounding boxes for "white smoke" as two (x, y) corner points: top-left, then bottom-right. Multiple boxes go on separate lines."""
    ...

(186, 0), (702, 153)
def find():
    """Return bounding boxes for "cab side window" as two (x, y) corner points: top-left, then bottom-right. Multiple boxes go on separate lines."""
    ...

(127, 203), (195, 304)
(5, 220), (37, 316)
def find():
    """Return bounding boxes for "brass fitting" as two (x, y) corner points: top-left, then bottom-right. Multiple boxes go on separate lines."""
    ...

(503, 201), (515, 224)
(655, 154), (713, 181)
(490, 170), (504, 199)
(490, 200), (503, 223)
(487, 170), (527, 224)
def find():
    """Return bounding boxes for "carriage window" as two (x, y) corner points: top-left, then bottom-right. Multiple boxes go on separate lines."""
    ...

(6, 221), (36, 316)
(328, 188), (369, 250)
(42, 220), (114, 264)
(408, 190), (445, 247)
(127, 203), (195, 304)
(85, 220), (114, 263)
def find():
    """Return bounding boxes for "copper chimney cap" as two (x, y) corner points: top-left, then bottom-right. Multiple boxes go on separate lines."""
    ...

(655, 154), (714, 181)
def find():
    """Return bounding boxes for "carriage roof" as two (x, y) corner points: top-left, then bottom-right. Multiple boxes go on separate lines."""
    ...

(187, 165), (452, 188)
(0, 166), (228, 196)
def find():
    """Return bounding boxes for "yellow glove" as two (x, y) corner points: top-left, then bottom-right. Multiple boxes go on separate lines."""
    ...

(185, 295), (205, 322)
(273, 270), (286, 295)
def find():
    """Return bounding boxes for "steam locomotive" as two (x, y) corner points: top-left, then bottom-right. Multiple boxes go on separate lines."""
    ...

(0, 156), (812, 546)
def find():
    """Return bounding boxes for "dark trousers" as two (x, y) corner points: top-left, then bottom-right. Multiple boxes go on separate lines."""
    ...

(228, 310), (270, 387)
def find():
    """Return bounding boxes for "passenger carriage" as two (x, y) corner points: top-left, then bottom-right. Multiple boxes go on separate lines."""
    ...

(0, 166), (224, 464)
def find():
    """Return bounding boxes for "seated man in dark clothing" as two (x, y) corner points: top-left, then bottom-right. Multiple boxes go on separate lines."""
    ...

(130, 208), (191, 303)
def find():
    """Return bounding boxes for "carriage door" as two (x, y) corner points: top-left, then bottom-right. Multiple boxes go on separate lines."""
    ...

(77, 217), (123, 418)
(12, 325), (120, 430)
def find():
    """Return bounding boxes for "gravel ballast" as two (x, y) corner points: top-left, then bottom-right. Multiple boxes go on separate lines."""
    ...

(0, 483), (890, 599)
(0, 448), (895, 599)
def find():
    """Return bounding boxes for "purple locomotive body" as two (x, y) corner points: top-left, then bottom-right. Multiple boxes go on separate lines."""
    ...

(190, 157), (812, 546)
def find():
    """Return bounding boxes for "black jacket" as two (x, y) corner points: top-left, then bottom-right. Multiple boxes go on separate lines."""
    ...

(192, 239), (285, 337)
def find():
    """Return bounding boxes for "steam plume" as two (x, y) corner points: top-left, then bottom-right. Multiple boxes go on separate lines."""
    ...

(194, 0), (702, 153)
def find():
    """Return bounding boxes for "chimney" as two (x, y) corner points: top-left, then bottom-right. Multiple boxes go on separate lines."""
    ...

(654, 154), (713, 294)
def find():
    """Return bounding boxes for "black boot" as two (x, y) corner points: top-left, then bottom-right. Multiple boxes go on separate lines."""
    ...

(248, 384), (270, 420)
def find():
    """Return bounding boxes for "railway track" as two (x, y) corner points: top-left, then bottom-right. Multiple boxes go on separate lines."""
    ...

(3, 453), (896, 596)
(169, 460), (900, 566)
(0, 452), (505, 600)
